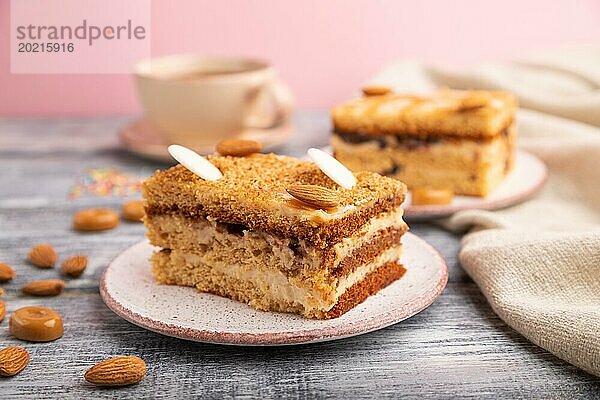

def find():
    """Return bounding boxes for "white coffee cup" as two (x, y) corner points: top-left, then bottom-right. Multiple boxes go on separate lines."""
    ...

(135, 55), (293, 147)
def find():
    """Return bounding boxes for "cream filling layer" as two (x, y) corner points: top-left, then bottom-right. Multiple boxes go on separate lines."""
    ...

(176, 245), (402, 313)
(322, 206), (405, 269)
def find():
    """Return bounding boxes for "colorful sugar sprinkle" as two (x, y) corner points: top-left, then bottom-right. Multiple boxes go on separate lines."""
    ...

(69, 168), (145, 199)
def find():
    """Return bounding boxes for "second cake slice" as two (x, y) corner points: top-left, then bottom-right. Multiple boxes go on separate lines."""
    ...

(331, 89), (517, 196)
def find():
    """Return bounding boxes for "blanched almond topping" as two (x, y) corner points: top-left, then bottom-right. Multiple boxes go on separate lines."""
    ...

(168, 145), (223, 181)
(489, 98), (505, 109)
(307, 148), (356, 189)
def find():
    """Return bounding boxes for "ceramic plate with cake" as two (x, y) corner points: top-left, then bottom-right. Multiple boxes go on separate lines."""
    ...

(330, 87), (547, 219)
(101, 143), (447, 344)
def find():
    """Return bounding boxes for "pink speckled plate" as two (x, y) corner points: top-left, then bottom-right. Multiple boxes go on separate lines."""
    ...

(100, 232), (447, 345)
(404, 150), (547, 219)
(119, 118), (293, 162)
(318, 147), (547, 220)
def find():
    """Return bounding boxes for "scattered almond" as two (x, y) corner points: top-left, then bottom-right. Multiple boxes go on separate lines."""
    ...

(216, 139), (263, 157)
(0, 300), (5, 322)
(0, 288), (4, 296)
(362, 85), (392, 96)
(73, 208), (120, 232)
(84, 356), (147, 386)
(0, 347), (30, 377)
(286, 184), (340, 209)
(22, 280), (65, 296)
(0, 263), (15, 282)
(122, 200), (145, 222)
(28, 244), (57, 268)
(61, 255), (87, 278)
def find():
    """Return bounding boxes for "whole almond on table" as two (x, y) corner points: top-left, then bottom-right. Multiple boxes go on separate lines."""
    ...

(216, 139), (263, 157)
(73, 208), (119, 232)
(84, 356), (147, 386)
(0, 288), (4, 296)
(122, 200), (145, 222)
(22, 279), (65, 296)
(0, 300), (5, 322)
(0, 262), (16, 282)
(0, 347), (30, 377)
(61, 255), (87, 278)
(28, 243), (57, 268)
(286, 184), (340, 209)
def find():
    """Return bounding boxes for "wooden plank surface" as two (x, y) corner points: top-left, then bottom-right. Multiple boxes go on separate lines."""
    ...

(0, 113), (598, 399)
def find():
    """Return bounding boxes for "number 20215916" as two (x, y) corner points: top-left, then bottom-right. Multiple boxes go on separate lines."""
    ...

(17, 42), (75, 53)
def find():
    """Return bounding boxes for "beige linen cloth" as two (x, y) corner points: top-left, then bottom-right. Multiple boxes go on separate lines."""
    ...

(369, 48), (600, 376)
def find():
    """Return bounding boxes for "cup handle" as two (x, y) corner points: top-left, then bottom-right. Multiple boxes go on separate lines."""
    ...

(244, 79), (293, 129)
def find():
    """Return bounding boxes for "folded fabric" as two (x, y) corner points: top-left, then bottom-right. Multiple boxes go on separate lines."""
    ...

(369, 47), (600, 376)
(460, 230), (600, 376)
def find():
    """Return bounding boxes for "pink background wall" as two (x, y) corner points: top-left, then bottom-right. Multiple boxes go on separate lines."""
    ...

(1, 0), (600, 116)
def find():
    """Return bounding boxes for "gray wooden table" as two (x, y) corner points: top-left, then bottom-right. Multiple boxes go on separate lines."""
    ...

(0, 112), (598, 399)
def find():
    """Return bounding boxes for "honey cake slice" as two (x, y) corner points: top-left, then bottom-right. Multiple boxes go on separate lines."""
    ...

(331, 89), (517, 196)
(143, 153), (408, 319)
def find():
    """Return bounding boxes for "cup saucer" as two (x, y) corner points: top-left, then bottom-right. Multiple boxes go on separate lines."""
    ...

(119, 118), (293, 162)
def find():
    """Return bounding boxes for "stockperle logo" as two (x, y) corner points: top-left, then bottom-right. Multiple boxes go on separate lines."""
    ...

(10, 0), (150, 74)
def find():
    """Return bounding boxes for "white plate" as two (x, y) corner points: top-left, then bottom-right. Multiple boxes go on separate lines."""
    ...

(319, 147), (547, 220)
(100, 233), (447, 346)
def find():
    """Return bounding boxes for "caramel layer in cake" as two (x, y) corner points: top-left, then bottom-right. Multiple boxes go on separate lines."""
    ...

(143, 153), (409, 319)
(331, 89), (517, 196)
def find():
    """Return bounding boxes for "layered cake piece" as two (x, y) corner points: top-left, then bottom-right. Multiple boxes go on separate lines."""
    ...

(143, 149), (408, 319)
(331, 89), (517, 196)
